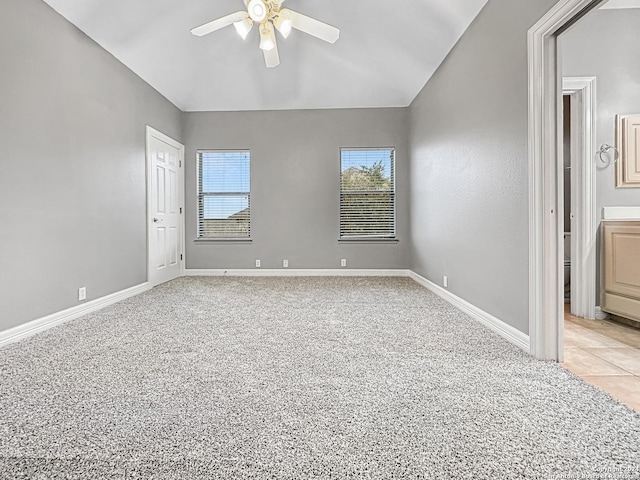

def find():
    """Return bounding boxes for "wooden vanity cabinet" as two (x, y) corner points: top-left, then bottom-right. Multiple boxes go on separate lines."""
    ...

(601, 221), (640, 322)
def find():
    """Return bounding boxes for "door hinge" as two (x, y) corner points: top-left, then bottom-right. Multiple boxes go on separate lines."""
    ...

(180, 207), (182, 214)
(180, 254), (183, 261)
(179, 160), (182, 167)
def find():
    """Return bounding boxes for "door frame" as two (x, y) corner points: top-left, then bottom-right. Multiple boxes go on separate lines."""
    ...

(528, 0), (602, 360)
(563, 77), (597, 321)
(146, 126), (186, 286)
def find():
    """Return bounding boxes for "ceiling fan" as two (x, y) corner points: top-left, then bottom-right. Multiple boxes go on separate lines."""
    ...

(190, 0), (340, 68)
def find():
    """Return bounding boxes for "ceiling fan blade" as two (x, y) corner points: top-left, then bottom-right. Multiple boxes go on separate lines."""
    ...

(263, 35), (280, 68)
(284, 9), (340, 44)
(191, 11), (248, 37)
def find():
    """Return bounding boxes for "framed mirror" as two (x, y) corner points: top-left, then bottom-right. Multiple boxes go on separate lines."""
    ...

(616, 114), (640, 188)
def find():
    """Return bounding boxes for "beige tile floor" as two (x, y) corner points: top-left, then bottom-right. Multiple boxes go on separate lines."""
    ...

(562, 306), (640, 412)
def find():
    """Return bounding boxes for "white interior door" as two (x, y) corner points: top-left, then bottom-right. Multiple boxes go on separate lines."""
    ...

(147, 127), (184, 286)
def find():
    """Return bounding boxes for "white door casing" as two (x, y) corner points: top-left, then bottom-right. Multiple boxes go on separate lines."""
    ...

(563, 77), (597, 321)
(528, 0), (602, 361)
(146, 127), (185, 286)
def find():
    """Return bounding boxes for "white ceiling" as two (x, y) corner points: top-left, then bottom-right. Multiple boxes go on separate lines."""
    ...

(601, 0), (640, 8)
(41, 0), (487, 112)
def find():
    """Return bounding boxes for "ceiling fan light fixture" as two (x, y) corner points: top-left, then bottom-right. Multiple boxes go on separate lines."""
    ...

(190, 1), (341, 68)
(259, 22), (276, 51)
(233, 18), (253, 40)
(274, 12), (292, 38)
(247, 0), (267, 22)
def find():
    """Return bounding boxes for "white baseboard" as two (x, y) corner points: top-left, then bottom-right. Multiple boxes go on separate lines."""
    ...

(185, 268), (530, 352)
(184, 269), (411, 277)
(0, 282), (151, 348)
(407, 271), (530, 353)
(594, 306), (608, 320)
(2, 270), (531, 355)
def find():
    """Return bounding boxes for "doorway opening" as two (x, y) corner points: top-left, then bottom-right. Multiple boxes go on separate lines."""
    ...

(530, 0), (640, 415)
(527, 0), (602, 361)
(556, 4), (640, 411)
(563, 94), (572, 309)
(561, 77), (597, 325)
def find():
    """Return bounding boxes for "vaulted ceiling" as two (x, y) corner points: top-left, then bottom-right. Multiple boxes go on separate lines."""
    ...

(41, 0), (488, 111)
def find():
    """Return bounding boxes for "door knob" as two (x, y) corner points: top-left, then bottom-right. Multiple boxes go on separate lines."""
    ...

(153, 217), (163, 223)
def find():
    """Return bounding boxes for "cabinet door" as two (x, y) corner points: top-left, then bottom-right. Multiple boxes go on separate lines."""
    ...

(603, 222), (640, 299)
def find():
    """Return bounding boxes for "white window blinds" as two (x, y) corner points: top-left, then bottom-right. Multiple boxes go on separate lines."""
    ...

(340, 148), (396, 239)
(197, 151), (250, 239)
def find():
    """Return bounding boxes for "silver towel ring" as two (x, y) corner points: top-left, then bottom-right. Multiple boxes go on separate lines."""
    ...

(598, 144), (619, 165)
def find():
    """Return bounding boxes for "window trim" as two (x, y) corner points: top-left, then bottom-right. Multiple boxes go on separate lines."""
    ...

(196, 149), (251, 241)
(339, 146), (397, 241)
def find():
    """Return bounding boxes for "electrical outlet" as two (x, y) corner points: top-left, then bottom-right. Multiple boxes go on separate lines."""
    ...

(283, 259), (289, 268)
(443, 276), (448, 288)
(78, 287), (87, 301)
(255, 259), (261, 268)
(341, 258), (347, 267)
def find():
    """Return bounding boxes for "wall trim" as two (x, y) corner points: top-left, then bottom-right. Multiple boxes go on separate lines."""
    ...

(408, 271), (530, 353)
(2, 269), (530, 355)
(0, 283), (151, 348)
(528, 0), (601, 361)
(188, 268), (530, 352)
(563, 76), (597, 320)
(184, 269), (411, 277)
(594, 306), (608, 320)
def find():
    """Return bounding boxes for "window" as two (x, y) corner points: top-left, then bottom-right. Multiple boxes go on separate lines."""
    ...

(340, 148), (395, 239)
(197, 150), (250, 239)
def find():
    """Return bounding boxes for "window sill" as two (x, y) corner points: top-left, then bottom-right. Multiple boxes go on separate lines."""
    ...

(194, 238), (252, 243)
(338, 238), (399, 244)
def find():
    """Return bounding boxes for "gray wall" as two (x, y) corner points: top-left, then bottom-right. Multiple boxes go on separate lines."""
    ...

(562, 8), (640, 301)
(183, 108), (410, 270)
(409, 0), (558, 335)
(0, 0), (183, 331)
(563, 8), (640, 213)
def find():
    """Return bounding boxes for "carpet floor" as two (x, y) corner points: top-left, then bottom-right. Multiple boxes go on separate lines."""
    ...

(1, 276), (639, 479)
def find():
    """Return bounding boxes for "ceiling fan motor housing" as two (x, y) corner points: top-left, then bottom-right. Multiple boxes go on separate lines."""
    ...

(248, 0), (269, 22)
(192, 0), (338, 68)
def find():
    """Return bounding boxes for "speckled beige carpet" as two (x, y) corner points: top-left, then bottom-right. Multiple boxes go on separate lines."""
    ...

(1, 277), (639, 479)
